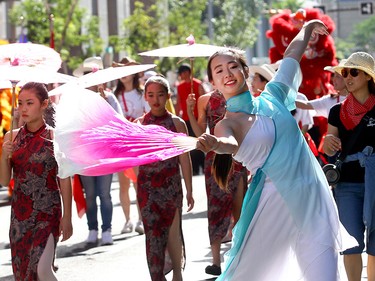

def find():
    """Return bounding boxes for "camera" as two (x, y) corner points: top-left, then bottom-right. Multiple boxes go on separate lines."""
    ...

(322, 160), (342, 185)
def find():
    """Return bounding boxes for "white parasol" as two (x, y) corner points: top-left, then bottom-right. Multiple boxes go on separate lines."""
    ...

(0, 42), (61, 71)
(138, 43), (224, 58)
(0, 43), (66, 142)
(0, 65), (76, 85)
(139, 35), (225, 93)
(49, 64), (156, 96)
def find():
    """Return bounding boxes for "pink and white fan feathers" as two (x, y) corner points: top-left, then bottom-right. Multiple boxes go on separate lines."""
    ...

(54, 88), (197, 178)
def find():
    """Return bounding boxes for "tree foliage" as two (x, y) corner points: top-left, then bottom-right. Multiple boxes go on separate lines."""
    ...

(166, 0), (208, 44)
(160, 0), (209, 76)
(212, 0), (264, 49)
(115, 0), (264, 77)
(113, 0), (210, 76)
(334, 38), (355, 60)
(9, 0), (103, 72)
(270, 0), (304, 12)
(109, 1), (160, 59)
(348, 16), (375, 55)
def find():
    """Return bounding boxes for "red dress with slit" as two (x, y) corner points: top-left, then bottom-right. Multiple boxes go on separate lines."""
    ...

(205, 91), (247, 243)
(137, 112), (185, 281)
(10, 124), (61, 281)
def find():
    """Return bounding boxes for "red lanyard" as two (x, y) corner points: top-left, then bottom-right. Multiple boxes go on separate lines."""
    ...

(121, 90), (128, 112)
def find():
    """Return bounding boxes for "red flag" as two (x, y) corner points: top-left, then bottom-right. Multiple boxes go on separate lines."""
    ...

(72, 175), (86, 218)
(49, 14), (55, 49)
(50, 31), (55, 49)
(124, 168), (137, 183)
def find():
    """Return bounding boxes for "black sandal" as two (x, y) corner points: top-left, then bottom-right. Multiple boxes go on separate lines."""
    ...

(205, 264), (221, 276)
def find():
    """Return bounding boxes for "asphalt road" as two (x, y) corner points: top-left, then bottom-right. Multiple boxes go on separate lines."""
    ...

(0, 174), (368, 280)
(0, 175), (221, 281)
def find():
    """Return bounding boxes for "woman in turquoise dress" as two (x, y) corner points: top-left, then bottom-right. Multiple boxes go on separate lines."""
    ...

(196, 20), (356, 281)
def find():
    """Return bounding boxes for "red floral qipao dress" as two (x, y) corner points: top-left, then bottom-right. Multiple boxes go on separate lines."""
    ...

(10, 124), (61, 281)
(205, 91), (247, 243)
(137, 111), (185, 281)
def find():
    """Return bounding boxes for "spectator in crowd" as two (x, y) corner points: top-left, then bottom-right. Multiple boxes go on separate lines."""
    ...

(323, 51), (375, 281)
(175, 63), (206, 175)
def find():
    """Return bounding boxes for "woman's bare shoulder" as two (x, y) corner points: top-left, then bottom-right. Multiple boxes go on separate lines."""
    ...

(171, 114), (188, 134)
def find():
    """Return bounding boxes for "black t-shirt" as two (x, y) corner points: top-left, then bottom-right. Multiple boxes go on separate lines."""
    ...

(328, 103), (375, 183)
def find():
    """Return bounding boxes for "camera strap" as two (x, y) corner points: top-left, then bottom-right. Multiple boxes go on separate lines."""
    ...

(336, 113), (371, 165)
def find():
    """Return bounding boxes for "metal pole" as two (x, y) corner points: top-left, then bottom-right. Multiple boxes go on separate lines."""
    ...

(208, 0), (214, 43)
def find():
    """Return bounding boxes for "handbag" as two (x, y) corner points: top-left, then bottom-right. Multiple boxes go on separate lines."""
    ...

(323, 114), (370, 185)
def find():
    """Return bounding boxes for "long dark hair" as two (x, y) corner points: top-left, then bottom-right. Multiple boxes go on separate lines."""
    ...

(207, 48), (248, 190)
(20, 82), (55, 127)
(212, 153), (233, 191)
(369, 78), (375, 94)
(113, 74), (142, 97)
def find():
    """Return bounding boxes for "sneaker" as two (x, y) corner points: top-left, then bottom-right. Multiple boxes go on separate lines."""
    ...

(86, 230), (98, 244)
(135, 221), (144, 235)
(205, 264), (221, 276)
(101, 229), (113, 245)
(121, 221), (133, 234)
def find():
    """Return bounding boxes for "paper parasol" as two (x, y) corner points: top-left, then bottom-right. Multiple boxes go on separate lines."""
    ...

(54, 87), (197, 178)
(0, 65), (76, 85)
(139, 35), (224, 92)
(138, 35), (224, 58)
(0, 42), (61, 71)
(49, 64), (156, 96)
(0, 80), (12, 89)
(0, 43), (68, 144)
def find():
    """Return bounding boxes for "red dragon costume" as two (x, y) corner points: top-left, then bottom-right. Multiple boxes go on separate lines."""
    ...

(266, 8), (337, 148)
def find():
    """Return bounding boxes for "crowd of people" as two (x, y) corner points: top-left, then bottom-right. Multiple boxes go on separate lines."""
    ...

(0, 18), (374, 281)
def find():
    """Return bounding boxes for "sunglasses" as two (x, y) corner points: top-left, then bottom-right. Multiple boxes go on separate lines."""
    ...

(341, 68), (360, 78)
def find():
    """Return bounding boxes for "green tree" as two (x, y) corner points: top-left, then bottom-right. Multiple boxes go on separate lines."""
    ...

(109, 1), (159, 59)
(270, 0), (304, 12)
(334, 38), (355, 60)
(161, 0), (210, 76)
(213, 0), (264, 49)
(167, 0), (208, 45)
(9, 0), (103, 72)
(114, 0), (210, 76)
(115, 0), (265, 76)
(348, 16), (375, 54)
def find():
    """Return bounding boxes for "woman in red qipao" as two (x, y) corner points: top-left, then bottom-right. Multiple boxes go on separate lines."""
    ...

(136, 75), (194, 281)
(0, 82), (72, 281)
(186, 89), (248, 276)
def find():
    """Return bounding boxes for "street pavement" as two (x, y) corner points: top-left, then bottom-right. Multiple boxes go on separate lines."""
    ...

(0, 175), (221, 281)
(0, 174), (368, 280)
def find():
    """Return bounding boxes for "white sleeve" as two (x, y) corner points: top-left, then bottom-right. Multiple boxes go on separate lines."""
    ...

(295, 93), (315, 129)
(272, 58), (302, 92)
(308, 95), (336, 118)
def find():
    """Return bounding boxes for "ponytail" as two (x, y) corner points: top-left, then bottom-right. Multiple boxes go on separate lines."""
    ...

(44, 100), (56, 128)
(212, 153), (233, 192)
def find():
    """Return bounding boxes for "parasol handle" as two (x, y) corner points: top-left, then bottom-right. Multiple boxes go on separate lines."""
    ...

(190, 58), (194, 94)
(9, 81), (18, 158)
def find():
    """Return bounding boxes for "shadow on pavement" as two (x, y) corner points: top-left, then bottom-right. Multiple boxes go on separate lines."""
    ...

(56, 233), (139, 259)
(182, 210), (207, 220)
(0, 275), (13, 281)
